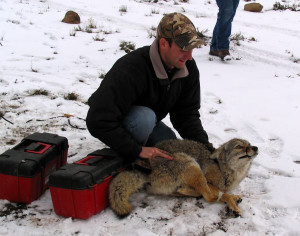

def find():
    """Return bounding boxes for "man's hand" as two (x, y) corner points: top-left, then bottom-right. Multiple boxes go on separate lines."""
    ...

(139, 147), (173, 160)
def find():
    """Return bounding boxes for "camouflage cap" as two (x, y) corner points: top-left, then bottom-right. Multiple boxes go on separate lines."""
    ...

(157, 13), (205, 51)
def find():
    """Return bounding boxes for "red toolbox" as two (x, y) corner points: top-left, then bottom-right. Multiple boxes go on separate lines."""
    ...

(0, 132), (68, 203)
(49, 148), (127, 219)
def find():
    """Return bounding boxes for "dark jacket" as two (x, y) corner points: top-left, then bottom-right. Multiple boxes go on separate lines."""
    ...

(86, 39), (209, 160)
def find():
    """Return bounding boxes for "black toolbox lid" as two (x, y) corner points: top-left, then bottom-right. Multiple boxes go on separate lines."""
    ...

(24, 132), (68, 153)
(49, 148), (127, 190)
(0, 132), (68, 177)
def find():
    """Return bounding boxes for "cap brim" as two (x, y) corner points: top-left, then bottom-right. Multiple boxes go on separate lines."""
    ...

(175, 35), (206, 51)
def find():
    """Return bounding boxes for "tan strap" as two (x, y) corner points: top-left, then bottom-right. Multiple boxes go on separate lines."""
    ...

(217, 191), (223, 202)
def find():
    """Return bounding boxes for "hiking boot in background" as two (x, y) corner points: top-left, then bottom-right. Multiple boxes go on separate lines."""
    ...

(218, 49), (231, 61)
(209, 49), (219, 57)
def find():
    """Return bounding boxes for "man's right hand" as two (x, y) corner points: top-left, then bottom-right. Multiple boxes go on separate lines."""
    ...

(139, 147), (173, 160)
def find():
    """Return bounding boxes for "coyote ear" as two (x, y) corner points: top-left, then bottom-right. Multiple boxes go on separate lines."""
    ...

(210, 146), (225, 161)
(210, 148), (224, 160)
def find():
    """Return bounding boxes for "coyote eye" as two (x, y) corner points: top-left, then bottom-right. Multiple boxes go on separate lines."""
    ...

(235, 145), (243, 149)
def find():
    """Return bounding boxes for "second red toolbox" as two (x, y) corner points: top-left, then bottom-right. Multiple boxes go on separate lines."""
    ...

(0, 132), (68, 203)
(49, 148), (127, 219)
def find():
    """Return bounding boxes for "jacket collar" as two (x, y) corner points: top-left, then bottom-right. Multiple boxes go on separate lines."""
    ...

(150, 39), (189, 81)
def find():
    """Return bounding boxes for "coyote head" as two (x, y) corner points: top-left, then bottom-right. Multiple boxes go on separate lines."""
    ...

(211, 138), (258, 170)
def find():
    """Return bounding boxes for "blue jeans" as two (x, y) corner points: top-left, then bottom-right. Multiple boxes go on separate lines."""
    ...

(210, 0), (240, 50)
(122, 106), (177, 147)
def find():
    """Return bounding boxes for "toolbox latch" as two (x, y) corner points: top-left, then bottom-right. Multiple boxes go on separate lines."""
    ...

(75, 155), (102, 166)
(25, 142), (52, 154)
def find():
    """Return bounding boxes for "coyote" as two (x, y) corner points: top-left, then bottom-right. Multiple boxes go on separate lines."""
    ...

(109, 138), (258, 217)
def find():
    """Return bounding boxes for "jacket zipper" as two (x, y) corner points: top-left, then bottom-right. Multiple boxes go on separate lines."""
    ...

(167, 84), (170, 91)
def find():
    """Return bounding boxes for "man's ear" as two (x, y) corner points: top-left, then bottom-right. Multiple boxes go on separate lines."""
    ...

(159, 38), (169, 50)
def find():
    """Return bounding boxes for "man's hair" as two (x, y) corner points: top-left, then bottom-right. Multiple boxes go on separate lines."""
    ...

(157, 36), (173, 48)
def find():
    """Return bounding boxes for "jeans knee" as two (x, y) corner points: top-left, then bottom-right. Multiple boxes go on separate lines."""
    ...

(219, 8), (234, 22)
(123, 106), (157, 145)
(135, 106), (156, 127)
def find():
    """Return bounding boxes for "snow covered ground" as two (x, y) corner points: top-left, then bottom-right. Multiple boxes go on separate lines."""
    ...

(0, 0), (300, 235)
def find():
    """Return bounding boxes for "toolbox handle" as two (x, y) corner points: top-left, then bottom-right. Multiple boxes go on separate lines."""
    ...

(75, 155), (102, 165)
(25, 142), (52, 154)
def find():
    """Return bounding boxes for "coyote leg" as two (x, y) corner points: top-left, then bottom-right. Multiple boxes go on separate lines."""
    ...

(173, 186), (202, 197)
(208, 184), (242, 216)
(182, 166), (242, 216)
(182, 165), (218, 202)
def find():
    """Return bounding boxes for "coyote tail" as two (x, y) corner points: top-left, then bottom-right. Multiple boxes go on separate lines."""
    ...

(109, 170), (147, 217)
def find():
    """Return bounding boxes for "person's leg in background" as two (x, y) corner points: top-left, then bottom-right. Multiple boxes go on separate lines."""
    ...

(210, 0), (240, 59)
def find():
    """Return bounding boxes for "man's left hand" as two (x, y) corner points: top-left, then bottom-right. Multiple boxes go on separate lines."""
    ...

(139, 147), (173, 160)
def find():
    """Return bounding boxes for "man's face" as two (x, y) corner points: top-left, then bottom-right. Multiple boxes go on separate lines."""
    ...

(160, 38), (193, 69)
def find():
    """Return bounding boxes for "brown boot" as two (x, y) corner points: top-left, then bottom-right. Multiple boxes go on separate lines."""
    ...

(218, 49), (231, 61)
(209, 49), (219, 57)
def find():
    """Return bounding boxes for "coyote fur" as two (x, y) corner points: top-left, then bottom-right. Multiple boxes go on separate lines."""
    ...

(109, 138), (258, 217)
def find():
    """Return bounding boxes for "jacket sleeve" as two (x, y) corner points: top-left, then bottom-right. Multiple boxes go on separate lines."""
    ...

(86, 61), (145, 161)
(169, 60), (209, 144)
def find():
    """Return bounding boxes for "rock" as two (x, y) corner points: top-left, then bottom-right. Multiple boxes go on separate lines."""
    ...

(244, 3), (263, 12)
(62, 11), (80, 24)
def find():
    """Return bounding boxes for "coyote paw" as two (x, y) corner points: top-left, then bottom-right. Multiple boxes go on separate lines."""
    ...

(236, 198), (243, 204)
(232, 195), (242, 204)
(227, 203), (242, 217)
(225, 206), (242, 218)
(230, 203), (242, 217)
(232, 209), (242, 218)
